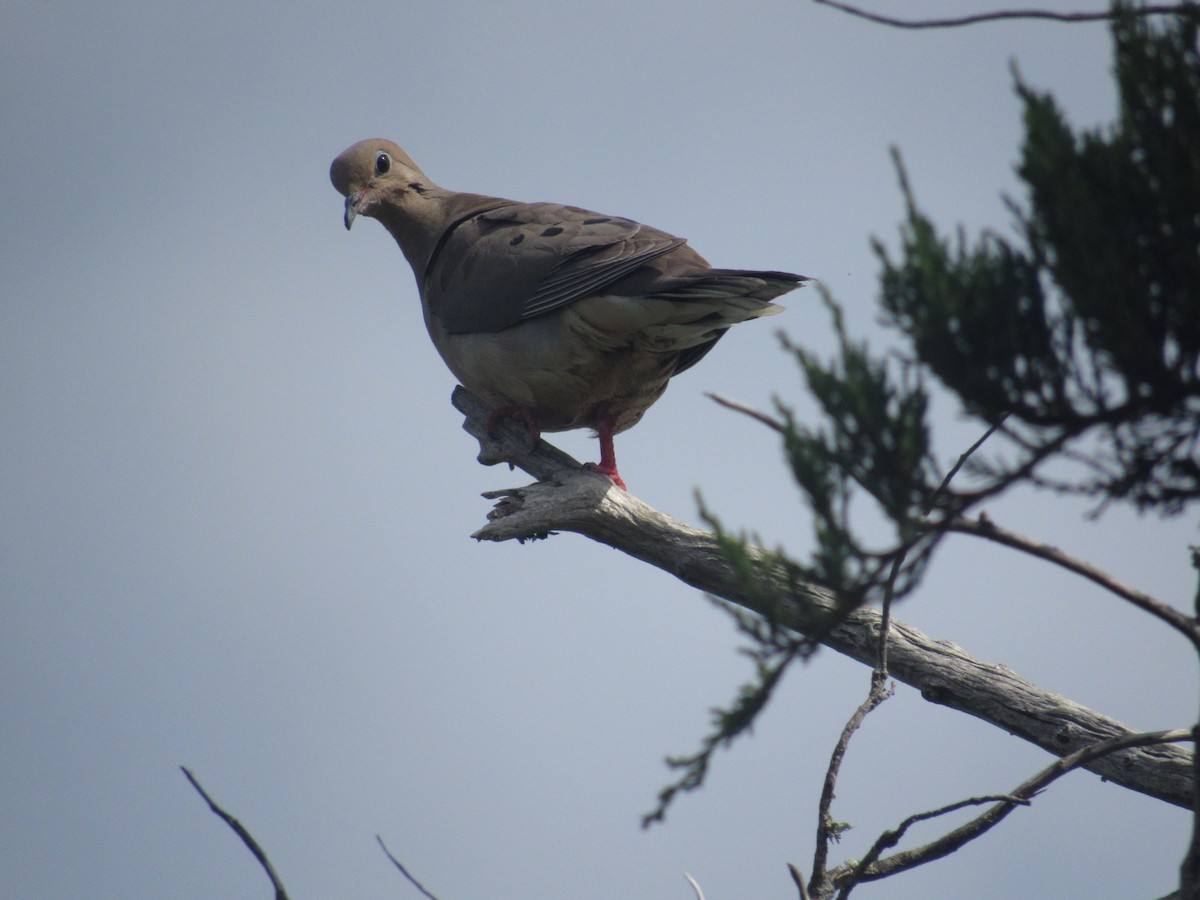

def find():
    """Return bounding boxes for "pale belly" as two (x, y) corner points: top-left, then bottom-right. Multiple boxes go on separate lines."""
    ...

(425, 296), (687, 434)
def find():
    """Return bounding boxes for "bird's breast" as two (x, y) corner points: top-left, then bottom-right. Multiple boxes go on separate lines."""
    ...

(423, 296), (680, 433)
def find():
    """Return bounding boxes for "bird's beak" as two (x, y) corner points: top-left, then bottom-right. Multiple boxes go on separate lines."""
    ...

(343, 190), (364, 230)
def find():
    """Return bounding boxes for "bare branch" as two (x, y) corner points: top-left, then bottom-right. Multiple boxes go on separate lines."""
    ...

(684, 872), (707, 900)
(810, 419), (1003, 895)
(812, 0), (1191, 29)
(706, 391), (787, 433)
(811, 678), (894, 889)
(834, 796), (1032, 899)
(834, 729), (1191, 891)
(453, 386), (1194, 810)
(932, 416), (1010, 508)
(377, 836), (442, 900)
(180, 767), (289, 900)
(1187, 548), (1200, 896)
(789, 863), (813, 900)
(946, 514), (1200, 646)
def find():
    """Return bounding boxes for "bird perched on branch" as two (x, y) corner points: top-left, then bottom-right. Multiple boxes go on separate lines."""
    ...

(330, 139), (806, 489)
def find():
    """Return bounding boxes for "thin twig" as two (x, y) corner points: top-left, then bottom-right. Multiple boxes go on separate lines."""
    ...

(834, 795), (1032, 900)
(870, 418), (1008, 744)
(946, 515), (1200, 646)
(377, 836), (442, 900)
(875, 557), (900, 676)
(879, 417), (1009, 667)
(811, 419), (1007, 894)
(934, 417), (1009, 501)
(811, 678), (895, 887)
(812, 0), (1190, 29)
(706, 392), (786, 433)
(1191, 544), (1200, 618)
(789, 863), (813, 900)
(684, 872), (707, 900)
(180, 767), (289, 900)
(832, 729), (1191, 893)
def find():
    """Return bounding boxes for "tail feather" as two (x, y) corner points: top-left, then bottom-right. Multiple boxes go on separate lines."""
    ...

(662, 270), (808, 375)
(656, 269), (808, 303)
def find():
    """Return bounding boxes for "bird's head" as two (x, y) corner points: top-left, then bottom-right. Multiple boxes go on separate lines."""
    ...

(330, 139), (430, 230)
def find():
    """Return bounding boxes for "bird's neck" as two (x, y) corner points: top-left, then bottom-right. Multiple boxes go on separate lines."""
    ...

(377, 188), (510, 281)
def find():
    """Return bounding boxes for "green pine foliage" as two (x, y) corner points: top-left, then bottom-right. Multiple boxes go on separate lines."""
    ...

(783, 2), (1200, 611)
(651, 4), (1200, 827)
(877, 5), (1200, 515)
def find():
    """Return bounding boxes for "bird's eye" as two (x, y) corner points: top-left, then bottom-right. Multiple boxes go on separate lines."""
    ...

(374, 152), (392, 175)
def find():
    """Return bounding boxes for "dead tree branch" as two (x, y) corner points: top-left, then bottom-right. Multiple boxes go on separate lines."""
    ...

(829, 729), (1191, 896)
(810, 677), (895, 891)
(452, 386), (1194, 811)
(808, 417), (1006, 896)
(812, 0), (1192, 29)
(377, 836), (442, 900)
(947, 515), (1200, 645)
(832, 795), (1031, 899)
(181, 767), (290, 900)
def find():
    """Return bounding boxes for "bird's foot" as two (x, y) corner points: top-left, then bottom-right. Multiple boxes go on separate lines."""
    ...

(583, 461), (627, 491)
(486, 406), (541, 448)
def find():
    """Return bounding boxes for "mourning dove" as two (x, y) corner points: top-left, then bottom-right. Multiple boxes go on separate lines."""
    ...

(330, 139), (806, 489)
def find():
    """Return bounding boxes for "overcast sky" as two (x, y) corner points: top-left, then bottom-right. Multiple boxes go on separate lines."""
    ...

(2, 2), (1195, 898)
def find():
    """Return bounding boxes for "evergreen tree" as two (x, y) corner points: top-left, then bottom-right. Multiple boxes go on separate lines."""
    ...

(651, 6), (1200, 895)
(775, 5), (1199, 609)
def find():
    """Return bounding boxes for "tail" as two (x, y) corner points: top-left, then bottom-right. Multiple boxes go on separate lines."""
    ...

(658, 269), (809, 374)
(685, 269), (809, 300)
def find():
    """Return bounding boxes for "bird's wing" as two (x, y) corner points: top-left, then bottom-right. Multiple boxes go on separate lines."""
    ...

(423, 202), (686, 334)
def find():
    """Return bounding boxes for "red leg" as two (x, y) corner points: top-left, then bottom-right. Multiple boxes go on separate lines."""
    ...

(486, 405), (540, 448)
(586, 415), (627, 490)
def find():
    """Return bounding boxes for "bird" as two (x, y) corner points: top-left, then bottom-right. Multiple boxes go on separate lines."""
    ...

(329, 139), (806, 490)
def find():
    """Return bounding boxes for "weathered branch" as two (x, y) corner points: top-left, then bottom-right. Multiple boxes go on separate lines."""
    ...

(947, 514), (1200, 645)
(377, 836), (442, 900)
(453, 386), (1194, 810)
(790, 863), (813, 900)
(181, 767), (290, 900)
(832, 795), (1032, 899)
(812, 0), (1192, 29)
(831, 729), (1190, 895)
(811, 676), (894, 889)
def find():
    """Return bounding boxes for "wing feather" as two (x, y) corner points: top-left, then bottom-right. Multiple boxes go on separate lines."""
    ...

(424, 203), (685, 334)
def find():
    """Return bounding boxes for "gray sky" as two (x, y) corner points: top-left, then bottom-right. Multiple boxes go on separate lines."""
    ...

(2, 2), (1194, 898)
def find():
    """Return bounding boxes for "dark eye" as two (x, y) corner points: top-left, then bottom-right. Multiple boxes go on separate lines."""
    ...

(374, 151), (391, 175)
